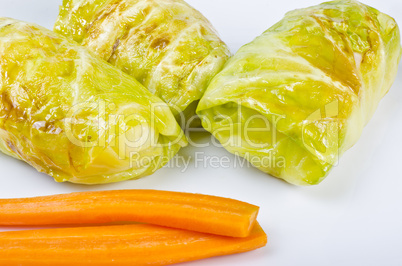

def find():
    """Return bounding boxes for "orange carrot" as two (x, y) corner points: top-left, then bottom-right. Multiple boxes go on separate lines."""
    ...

(0, 222), (267, 266)
(0, 190), (259, 237)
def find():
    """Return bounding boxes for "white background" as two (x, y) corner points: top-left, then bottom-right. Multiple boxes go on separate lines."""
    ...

(0, 0), (401, 265)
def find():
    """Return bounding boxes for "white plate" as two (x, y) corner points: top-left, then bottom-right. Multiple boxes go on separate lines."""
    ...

(0, 0), (401, 265)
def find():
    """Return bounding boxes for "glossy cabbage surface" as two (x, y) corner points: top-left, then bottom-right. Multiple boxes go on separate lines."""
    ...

(0, 18), (187, 184)
(197, 0), (402, 185)
(54, 0), (231, 119)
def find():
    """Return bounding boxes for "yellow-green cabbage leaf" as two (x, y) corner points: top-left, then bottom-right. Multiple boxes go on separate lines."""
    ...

(0, 18), (187, 184)
(197, 0), (401, 185)
(54, 0), (231, 121)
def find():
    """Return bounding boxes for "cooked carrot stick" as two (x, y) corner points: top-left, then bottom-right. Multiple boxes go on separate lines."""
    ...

(0, 190), (259, 237)
(0, 222), (267, 266)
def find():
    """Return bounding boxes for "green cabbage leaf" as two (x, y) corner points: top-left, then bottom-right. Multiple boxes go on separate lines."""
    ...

(0, 18), (187, 184)
(54, 0), (231, 120)
(197, 0), (401, 185)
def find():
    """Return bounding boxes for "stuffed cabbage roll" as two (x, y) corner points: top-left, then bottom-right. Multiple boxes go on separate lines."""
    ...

(197, 0), (401, 185)
(54, 0), (230, 122)
(0, 18), (187, 184)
